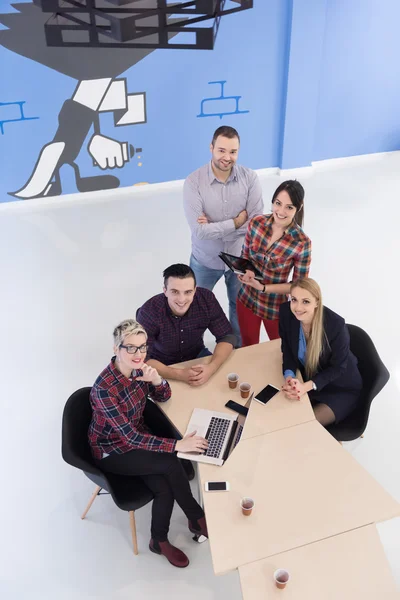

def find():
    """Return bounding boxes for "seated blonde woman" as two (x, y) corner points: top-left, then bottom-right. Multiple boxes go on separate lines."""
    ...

(88, 319), (208, 569)
(279, 278), (362, 426)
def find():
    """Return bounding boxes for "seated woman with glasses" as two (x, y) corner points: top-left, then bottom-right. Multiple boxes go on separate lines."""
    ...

(279, 278), (362, 426)
(88, 319), (209, 569)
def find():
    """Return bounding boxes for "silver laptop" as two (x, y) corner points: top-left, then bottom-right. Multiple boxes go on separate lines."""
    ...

(177, 396), (252, 466)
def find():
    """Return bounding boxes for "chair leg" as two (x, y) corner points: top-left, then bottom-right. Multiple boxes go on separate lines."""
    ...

(81, 485), (102, 519)
(129, 511), (139, 555)
(129, 510), (139, 555)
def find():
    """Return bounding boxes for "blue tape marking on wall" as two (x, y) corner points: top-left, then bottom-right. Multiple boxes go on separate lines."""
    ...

(0, 101), (39, 134)
(197, 80), (249, 120)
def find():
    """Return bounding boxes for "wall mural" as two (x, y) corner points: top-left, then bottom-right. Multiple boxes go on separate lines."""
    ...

(0, 100), (39, 134)
(11, 79), (147, 199)
(0, 0), (253, 200)
(197, 80), (249, 120)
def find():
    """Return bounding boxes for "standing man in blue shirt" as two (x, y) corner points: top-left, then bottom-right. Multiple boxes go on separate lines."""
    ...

(183, 126), (264, 346)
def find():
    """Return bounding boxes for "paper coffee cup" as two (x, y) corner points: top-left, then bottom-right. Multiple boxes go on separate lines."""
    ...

(274, 569), (290, 589)
(227, 373), (239, 389)
(240, 497), (255, 516)
(240, 382), (251, 399)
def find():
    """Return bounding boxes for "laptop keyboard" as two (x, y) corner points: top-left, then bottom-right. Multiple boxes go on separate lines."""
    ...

(204, 417), (231, 458)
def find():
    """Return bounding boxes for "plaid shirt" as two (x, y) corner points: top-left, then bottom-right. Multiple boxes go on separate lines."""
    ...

(238, 214), (312, 320)
(88, 358), (175, 460)
(136, 288), (235, 365)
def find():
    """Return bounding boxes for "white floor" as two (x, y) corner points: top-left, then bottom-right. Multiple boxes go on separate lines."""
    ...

(1, 153), (400, 598)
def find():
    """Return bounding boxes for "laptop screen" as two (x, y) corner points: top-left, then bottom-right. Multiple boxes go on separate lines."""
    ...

(224, 394), (253, 462)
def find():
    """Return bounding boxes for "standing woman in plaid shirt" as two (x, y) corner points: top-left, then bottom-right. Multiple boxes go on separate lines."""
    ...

(236, 180), (311, 345)
(88, 319), (209, 569)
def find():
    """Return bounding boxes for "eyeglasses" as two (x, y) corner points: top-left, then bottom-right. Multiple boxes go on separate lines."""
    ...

(120, 344), (148, 355)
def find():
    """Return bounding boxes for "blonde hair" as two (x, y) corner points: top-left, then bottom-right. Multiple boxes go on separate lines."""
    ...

(113, 319), (147, 348)
(290, 278), (325, 379)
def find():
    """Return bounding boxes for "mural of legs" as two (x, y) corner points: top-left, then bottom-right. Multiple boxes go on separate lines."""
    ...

(10, 78), (146, 199)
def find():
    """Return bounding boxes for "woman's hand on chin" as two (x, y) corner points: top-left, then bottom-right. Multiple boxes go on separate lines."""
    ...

(136, 363), (162, 386)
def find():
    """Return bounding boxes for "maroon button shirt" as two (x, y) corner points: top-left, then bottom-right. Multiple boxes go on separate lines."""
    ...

(136, 287), (236, 365)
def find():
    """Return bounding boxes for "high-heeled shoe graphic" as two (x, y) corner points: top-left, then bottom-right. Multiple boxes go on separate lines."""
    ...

(10, 78), (146, 199)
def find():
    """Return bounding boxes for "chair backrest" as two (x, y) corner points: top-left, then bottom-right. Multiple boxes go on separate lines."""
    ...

(62, 386), (102, 477)
(347, 324), (390, 400)
(326, 325), (390, 440)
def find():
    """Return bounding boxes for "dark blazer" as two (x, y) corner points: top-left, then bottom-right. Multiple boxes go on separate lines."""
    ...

(279, 302), (361, 392)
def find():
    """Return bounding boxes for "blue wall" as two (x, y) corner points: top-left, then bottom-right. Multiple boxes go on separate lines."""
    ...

(123, 1), (288, 182)
(279, 0), (328, 169)
(313, 0), (400, 161)
(1, 0), (400, 203)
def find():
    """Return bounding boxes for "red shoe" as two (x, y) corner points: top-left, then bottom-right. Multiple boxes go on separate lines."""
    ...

(188, 516), (208, 538)
(149, 539), (189, 568)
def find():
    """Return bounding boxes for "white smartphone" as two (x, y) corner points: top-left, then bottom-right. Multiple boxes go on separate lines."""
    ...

(254, 384), (280, 405)
(204, 481), (230, 492)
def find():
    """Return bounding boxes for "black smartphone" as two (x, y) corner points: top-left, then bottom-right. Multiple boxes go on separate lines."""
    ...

(254, 384), (280, 405)
(205, 481), (230, 492)
(225, 400), (249, 416)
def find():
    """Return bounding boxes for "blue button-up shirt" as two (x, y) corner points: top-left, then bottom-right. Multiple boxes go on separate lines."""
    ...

(183, 162), (264, 269)
(284, 326), (307, 379)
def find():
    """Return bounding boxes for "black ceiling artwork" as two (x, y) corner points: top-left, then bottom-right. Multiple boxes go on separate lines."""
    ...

(31, 0), (253, 50)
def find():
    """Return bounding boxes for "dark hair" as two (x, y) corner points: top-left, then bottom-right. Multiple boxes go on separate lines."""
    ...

(211, 126), (240, 146)
(272, 180), (305, 228)
(163, 263), (196, 288)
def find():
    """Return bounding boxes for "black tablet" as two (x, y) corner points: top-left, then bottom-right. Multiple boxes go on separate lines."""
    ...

(219, 252), (263, 281)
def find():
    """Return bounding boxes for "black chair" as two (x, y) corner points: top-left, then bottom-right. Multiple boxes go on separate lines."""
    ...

(326, 325), (390, 442)
(61, 387), (154, 555)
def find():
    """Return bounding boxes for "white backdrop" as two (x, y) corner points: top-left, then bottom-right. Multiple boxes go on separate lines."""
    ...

(1, 153), (399, 598)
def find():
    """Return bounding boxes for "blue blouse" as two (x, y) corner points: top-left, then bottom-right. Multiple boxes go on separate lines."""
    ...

(284, 326), (307, 379)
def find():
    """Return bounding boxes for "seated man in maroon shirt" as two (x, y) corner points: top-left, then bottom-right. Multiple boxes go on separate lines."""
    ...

(136, 263), (236, 386)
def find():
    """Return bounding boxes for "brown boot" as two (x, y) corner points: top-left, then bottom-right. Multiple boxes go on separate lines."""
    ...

(188, 516), (208, 538)
(149, 539), (189, 568)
